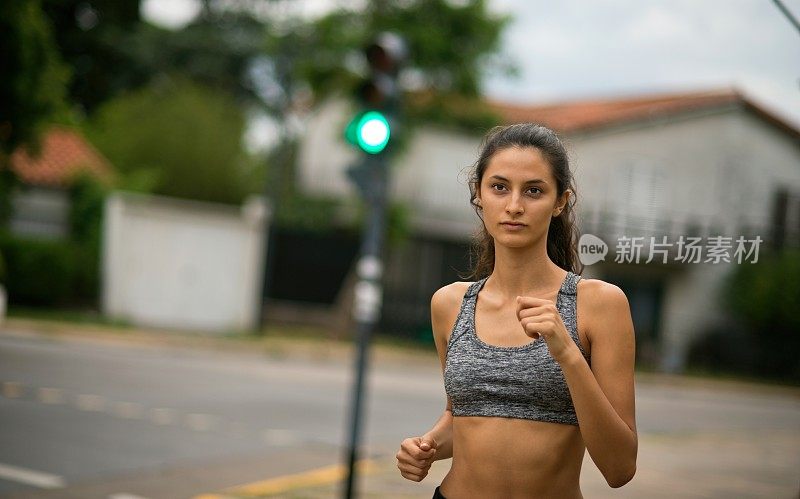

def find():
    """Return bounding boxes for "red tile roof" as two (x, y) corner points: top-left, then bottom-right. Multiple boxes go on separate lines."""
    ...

(488, 88), (800, 139)
(9, 127), (114, 187)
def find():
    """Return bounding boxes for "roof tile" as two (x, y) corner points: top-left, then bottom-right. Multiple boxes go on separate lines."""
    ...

(488, 89), (798, 139)
(9, 127), (113, 188)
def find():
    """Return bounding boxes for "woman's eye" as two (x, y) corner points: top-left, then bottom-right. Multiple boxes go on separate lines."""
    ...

(527, 187), (542, 195)
(491, 183), (506, 191)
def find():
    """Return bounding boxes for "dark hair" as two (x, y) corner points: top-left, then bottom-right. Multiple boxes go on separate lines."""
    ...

(466, 123), (582, 279)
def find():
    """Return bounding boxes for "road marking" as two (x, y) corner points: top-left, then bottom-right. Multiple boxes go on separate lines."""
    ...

(193, 459), (379, 498)
(76, 393), (106, 412)
(0, 462), (65, 489)
(148, 407), (177, 425)
(2, 381), (23, 398)
(3, 380), (237, 435)
(260, 428), (300, 446)
(185, 413), (218, 432)
(112, 401), (145, 419)
(38, 387), (65, 404)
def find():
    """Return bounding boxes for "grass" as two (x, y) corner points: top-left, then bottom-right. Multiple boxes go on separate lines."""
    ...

(8, 306), (133, 329)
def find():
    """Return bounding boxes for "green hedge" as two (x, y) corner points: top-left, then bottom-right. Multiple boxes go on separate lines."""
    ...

(0, 173), (106, 308)
(689, 248), (800, 383)
(0, 234), (82, 306)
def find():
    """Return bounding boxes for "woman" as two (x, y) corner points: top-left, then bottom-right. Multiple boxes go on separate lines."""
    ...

(396, 123), (638, 498)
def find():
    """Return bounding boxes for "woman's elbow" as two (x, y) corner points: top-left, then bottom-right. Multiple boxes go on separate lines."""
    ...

(606, 463), (636, 488)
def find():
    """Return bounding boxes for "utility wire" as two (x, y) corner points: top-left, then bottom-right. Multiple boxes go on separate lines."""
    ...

(773, 0), (800, 35)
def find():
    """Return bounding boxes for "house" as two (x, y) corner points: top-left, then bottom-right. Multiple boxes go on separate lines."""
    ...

(297, 88), (800, 372)
(6, 126), (113, 239)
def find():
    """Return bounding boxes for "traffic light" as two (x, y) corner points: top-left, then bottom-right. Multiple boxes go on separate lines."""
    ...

(345, 110), (391, 155)
(344, 32), (407, 155)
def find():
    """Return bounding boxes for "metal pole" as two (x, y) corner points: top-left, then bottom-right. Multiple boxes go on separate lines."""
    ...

(343, 155), (389, 499)
(257, 17), (296, 331)
(257, 135), (289, 328)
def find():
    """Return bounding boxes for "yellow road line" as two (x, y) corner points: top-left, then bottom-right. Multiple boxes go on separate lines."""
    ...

(193, 459), (379, 498)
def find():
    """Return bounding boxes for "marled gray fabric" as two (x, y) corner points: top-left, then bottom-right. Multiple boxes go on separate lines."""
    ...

(444, 271), (589, 426)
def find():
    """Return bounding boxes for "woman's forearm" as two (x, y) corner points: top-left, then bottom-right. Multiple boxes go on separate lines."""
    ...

(560, 350), (637, 487)
(423, 409), (454, 461)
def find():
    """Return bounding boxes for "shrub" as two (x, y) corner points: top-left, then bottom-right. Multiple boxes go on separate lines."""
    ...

(709, 248), (800, 383)
(0, 234), (79, 307)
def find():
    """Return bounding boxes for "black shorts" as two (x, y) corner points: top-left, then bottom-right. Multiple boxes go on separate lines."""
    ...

(432, 485), (447, 499)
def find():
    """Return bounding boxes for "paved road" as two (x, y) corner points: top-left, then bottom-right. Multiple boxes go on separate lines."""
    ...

(0, 322), (798, 499)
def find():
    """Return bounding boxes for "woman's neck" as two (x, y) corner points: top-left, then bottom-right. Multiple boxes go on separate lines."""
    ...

(488, 244), (566, 300)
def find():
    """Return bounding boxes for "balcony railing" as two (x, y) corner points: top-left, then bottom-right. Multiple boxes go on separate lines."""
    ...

(579, 209), (797, 266)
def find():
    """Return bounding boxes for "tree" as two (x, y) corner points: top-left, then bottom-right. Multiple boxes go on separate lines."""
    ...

(88, 78), (257, 204)
(0, 1), (71, 224)
(80, 0), (512, 222)
(185, 0), (513, 233)
(0, 1), (70, 155)
(0, 1), (70, 154)
(721, 249), (800, 382)
(294, 0), (512, 128)
(167, 0), (511, 134)
(41, 0), (146, 115)
(129, 9), (267, 108)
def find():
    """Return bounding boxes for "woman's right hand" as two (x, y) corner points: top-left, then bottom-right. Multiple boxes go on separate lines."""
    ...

(396, 436), (438, 482)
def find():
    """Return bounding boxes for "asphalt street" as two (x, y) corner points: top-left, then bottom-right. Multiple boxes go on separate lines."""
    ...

(0, 321), (798, 499)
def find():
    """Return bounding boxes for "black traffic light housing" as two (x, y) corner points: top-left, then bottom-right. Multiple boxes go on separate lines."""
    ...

(345, 32), (407, 155)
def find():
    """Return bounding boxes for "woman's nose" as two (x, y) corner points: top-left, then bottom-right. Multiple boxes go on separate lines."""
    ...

(505, 193), (524, 214)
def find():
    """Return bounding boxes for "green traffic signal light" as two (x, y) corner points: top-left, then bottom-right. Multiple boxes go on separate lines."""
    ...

(345, 111), (390, 154)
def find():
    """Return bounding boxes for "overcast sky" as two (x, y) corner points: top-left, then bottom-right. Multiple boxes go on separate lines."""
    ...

(142, 0), (800, 129)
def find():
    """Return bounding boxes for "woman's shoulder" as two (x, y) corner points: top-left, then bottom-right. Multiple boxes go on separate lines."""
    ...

(576, 276), (630, 308)
(430, 281), (474, 331)
(431, 280), (473, 311)
(576, 276), (633, 341)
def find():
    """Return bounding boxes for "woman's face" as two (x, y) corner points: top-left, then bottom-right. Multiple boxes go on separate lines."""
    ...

(476, 146), (568, 249)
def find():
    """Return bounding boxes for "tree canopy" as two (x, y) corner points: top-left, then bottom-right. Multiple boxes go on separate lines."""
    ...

(5, 0), (515, 209)
(152, 0), (513, 127)
(41, 0), (145, 115)
(0, 1), (70, 157)
(88, 78), (257, 204)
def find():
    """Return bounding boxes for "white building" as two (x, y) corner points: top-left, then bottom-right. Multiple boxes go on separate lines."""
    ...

(297, 89), (800, 371)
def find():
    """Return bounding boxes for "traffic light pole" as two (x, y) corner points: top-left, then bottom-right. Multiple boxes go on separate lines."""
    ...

(343, 154), (389, 499)
(342, 31), (407, 498)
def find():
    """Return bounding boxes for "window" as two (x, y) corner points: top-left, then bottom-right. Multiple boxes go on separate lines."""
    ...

(8, 187), (70, 239)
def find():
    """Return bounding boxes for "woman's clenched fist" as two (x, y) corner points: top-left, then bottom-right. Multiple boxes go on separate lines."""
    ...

(396, 436), (437, 482)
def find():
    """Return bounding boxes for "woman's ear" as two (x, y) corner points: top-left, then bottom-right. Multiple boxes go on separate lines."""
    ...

(553, 190), (571, 217)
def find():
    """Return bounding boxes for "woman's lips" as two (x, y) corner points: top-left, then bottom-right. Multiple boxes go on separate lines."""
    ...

(500, 222), (527, 231)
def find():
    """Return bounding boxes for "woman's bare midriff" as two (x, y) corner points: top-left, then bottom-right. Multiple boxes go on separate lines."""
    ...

(439, 416), (585, 499)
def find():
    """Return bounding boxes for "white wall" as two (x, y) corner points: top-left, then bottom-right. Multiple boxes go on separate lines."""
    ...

(102, 192), (269, 333)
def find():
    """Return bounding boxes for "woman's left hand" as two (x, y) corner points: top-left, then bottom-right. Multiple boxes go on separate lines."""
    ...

(516, 296), (579, 364)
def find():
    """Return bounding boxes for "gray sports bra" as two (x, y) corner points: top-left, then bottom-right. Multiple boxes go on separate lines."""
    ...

(443, 271), (590, 426)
